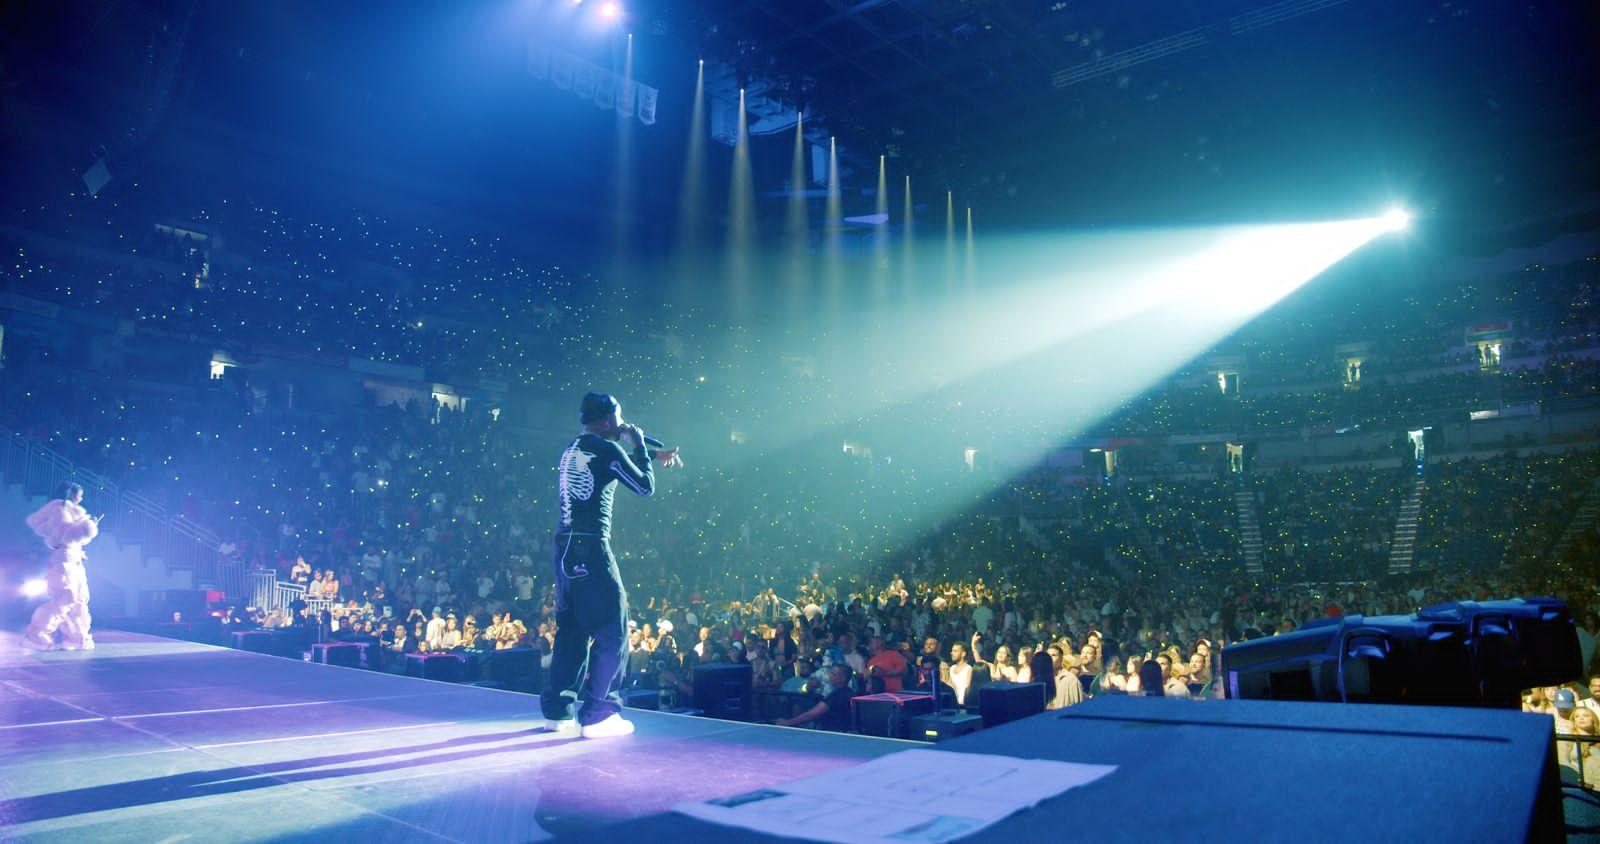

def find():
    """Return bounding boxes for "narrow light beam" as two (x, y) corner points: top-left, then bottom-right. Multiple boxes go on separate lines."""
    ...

(874, 155), (889, 296)
(726, 87), (755, 320)
(945, 191), (955, 291)
(673, 59), (708, 296)
(609, 29), (635, 265)
(902, 174), (914, 297)
(825, 137), (842, 311)
(785, 113), (809, 309)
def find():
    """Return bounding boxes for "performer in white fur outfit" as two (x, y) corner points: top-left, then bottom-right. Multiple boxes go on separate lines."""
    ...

(22, 482), (100, 651)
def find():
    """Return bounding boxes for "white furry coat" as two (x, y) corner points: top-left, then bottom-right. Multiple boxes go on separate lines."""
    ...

(27, 498), (98, 563)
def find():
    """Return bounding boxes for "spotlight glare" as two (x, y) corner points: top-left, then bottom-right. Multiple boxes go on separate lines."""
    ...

(599, 2), (619, 18)
(1381, 207), (1411, 232)
(22, 578), (47, 598)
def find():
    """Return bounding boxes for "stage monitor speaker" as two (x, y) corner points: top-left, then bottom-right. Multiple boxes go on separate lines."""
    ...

(693, 662), (753, 721)
(312, 643), (361, 668)
(910, 711), (983, 742)
(978, 681), (1045, 728)
(622, 688), (661, 711)
(487, 647), (539, 692)
(271, 627), (310, 658)
(951, 695), (1562, 842)
(853, 691), (936, 738)
(232, 630), (274, 653)
(406, 653), (465, 683)
(154, 622), (194, 641)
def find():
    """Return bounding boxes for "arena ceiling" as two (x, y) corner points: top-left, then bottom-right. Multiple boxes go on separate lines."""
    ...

(3, 0), (1599, 250)
(672, 0), (1600, 242)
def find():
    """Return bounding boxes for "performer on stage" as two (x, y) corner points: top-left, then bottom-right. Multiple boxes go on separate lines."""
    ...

(22, 482), (100, 651)
(543, 392), (680, 738)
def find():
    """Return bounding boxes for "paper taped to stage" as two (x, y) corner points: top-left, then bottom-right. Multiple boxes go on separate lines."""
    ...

(674, 748), (1116, 843)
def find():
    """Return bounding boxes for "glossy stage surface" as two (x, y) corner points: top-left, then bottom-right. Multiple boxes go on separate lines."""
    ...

(0, 630), (905, 843)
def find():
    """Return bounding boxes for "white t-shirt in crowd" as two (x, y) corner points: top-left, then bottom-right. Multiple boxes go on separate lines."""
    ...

(949, 662), (973, 705)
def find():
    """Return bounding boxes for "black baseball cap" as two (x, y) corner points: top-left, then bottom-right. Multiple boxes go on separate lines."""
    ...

(580, 392), (618, 423)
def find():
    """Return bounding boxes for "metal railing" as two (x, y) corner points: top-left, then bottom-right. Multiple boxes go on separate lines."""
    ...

(272, 579), (304, 612)
(249, 574), (341, 619)
(251, 569), (281, 610)
(1556, 731), (1600, 792)
(0, 425), (246, 603)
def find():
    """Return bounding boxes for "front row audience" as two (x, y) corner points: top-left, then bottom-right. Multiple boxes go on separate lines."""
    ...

(222, 567), (1599, 793)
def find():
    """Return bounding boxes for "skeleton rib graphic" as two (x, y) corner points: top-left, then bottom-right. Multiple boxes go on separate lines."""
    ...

(558, 444), (596, 526)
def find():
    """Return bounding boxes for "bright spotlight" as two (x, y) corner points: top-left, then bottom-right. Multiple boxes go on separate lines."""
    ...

(21, 578), (47, 598)
(1380, 207), (1411, 232)
(599, 2), (619, 17)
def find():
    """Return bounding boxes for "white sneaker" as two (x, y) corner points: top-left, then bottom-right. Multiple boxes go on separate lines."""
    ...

(60, 637), (94, 652)
(20, 632), (54, 651)
(581, 713), (635, 739)
(542, 718), (581, 737)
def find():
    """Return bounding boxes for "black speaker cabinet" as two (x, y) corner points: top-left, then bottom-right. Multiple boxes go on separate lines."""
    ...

(853, 691), (936, 738)
(910, 711), (984, 742)
(693, 662), (753, 721)
(978, 681), (1045, 728)
(487, 647), (539, 692)
(406, 653), (465, 682)
(622, 688), (661, 710)
(312, 642), (361, 668)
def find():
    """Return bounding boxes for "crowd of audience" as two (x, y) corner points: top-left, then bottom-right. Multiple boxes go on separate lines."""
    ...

(4, 194), (600, 382)
(1416, 450), (1600, 571)
(1251, 467), (1407, 582)
(4, 192), (1600, 787)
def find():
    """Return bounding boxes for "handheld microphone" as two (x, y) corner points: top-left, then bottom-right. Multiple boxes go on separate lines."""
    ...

(620, 421), (666, 449)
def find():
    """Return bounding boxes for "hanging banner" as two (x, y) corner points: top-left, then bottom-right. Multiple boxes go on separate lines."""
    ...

(573, 63), (597, 100)
(528, 40), (659, 127)
(616, 76), (636, 117)
(527, 44), (550, 80)
(636, 84), (657, 125)
(550, 51), (575, 90)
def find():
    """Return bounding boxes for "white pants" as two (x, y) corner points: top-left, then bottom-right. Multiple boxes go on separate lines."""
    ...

(26, 551), (92, 649)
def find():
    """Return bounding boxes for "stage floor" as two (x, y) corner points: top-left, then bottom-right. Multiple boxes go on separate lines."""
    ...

(0, 630), (906, 843)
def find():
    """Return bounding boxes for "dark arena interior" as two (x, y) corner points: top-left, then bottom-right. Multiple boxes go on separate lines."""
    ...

(3, 1), (1600, 841)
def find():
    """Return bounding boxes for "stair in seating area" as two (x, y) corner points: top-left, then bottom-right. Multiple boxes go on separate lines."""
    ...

(1549, 476), (1600, 566)
(1387, 476), (1426, 575)
(1233, 489), (1264, 576)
